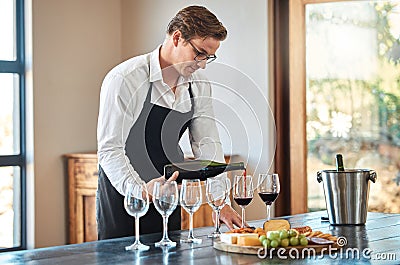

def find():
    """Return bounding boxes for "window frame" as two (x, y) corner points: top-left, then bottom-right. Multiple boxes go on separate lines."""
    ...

(0, 0), (27, 252)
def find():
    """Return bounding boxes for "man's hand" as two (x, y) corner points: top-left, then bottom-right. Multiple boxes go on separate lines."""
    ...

(213, 204), (247, 231)
(146, 171), (179, 201)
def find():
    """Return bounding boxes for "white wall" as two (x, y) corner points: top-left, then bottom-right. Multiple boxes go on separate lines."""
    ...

(32, 0), (122, 248)
(121, 0), (273, 220)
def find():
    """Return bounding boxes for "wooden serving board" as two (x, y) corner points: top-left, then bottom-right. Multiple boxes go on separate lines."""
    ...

(213, 241), (340, 255)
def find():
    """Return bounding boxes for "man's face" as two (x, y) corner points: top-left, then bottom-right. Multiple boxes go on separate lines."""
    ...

(174, 36), (220, 77)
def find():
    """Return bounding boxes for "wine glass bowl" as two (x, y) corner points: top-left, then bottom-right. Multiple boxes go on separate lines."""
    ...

(206, 177), (229, 238)
(180, 179), (202, 244)
(153, 180), (179, 247)
(233, 175), (254, 228)
(257, 173), (280, 222)
(124, 180), (150, 251)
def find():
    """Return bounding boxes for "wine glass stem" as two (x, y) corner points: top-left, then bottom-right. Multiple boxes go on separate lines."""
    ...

(162, 215), (169, 241)
(215, 209), (221, 233)
(266, 204), (271, 221)
(134, 216), (140, 244)
(241, 207), (245, 228)
(188, 212), (194, 239)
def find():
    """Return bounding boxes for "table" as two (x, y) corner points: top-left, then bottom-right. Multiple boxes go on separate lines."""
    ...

(1, 211), (399, 264)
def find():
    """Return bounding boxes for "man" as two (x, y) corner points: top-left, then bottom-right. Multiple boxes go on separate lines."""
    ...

(97, 5), (242, 240)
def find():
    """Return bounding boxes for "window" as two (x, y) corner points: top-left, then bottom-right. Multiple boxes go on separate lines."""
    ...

(277, 0), (400, 214)
(0, 0), (27, 251)
(305, 1), (400, 213)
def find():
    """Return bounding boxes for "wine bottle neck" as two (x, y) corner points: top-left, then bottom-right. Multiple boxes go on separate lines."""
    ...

(336, 154), (344, 171)
(225, 162), (245, 171)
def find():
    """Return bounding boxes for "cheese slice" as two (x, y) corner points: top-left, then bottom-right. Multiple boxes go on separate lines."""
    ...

(237, 234), (262, 246)
(220, 233), (241, 244)
(263, 219), (290, 232)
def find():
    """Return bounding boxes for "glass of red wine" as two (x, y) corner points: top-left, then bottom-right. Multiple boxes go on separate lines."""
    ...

(233, 175), (254, 228)
(257, 173), (280, 221)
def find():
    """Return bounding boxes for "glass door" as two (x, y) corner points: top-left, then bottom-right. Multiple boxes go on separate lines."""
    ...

(305, 1), (400, 213)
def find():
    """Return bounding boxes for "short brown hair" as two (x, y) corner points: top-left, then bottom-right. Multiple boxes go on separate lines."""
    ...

(167, 6), (227, 41)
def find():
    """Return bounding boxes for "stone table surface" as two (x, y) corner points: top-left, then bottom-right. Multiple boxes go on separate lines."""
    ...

(1, 211), (399, 264)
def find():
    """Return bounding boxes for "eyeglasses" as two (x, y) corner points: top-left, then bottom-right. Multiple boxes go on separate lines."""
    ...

(188, 41), (217, 64)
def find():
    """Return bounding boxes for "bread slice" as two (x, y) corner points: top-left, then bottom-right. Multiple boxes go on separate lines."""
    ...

(292, 226), (312, 234)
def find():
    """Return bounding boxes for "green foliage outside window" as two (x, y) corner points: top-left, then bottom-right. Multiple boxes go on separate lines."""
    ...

(306, 2), (400, 165)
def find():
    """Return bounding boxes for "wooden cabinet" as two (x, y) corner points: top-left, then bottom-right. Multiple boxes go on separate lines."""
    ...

(65, 153), (98, 244)
(65, 153), (231, 243)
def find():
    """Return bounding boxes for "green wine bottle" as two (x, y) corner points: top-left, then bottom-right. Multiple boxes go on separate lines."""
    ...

(335, 154), (345, 172)
(164, 160), (245, 183)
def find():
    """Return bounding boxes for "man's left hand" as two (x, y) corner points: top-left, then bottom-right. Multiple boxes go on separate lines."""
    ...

(215, 204), (247, 230)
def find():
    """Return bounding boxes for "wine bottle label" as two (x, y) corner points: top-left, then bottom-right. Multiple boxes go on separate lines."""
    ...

(164, 160), (245, 183)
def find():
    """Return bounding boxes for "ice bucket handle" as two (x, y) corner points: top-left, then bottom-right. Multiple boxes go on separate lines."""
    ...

(317, 171), (323, 183)
(369, 170), (377, 183)
(317, 170), (377, 183)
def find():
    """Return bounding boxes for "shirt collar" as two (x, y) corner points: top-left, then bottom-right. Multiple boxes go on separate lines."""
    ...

(149, 45), (163, 82)
(149, 45), (193, 85)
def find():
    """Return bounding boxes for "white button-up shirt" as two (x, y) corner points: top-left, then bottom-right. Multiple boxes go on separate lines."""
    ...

(97, 46), (225, 196)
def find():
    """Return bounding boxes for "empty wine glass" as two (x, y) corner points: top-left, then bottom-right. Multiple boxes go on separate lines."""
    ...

(233, 175), (254, 228)
(206, 176), (229, 238)
(153, 180), (179, 247)
(180, 179), (202, 244)
(124, 180), (150, 251)
(257, 173), (280, 221)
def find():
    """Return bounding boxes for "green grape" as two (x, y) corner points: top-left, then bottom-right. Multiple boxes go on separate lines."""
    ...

(279, 230), (288, 239)
(289, 237), (299, 246)
(270, 239), (279, 248)
(262, 238), (270, 248)
(259, 235), (267, 242)
(288, 229), (297, 238)
(300, 237), (308, 246)
(298, 234), (306, 239)
(281, 238), (290, 247)
(267, 231), (279, 240)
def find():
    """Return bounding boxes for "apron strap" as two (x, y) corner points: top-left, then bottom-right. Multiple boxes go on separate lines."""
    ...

(146, 81), (195, 110)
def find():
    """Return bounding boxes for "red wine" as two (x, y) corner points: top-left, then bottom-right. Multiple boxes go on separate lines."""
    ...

(234, 197), (253, 206)
(258, 192), (279, 205)
(243, 169), (247, 195)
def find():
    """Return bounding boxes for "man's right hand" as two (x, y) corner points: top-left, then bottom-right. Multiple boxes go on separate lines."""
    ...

(146, 171), (179, 202)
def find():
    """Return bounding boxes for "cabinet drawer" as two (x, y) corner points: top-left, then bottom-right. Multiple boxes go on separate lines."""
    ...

(73, 159), (98, 189)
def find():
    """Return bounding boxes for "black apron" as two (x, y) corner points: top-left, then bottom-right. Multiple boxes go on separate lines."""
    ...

(96, 82), (194, 240)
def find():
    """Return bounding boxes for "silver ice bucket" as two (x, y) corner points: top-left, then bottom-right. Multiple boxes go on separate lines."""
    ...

(317, 169), (377, 225)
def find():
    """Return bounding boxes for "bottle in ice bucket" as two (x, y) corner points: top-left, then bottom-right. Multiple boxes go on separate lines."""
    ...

(164, 160), (245, 183)
(335, 153), (345, 171)
(317, 153), (377, 225)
